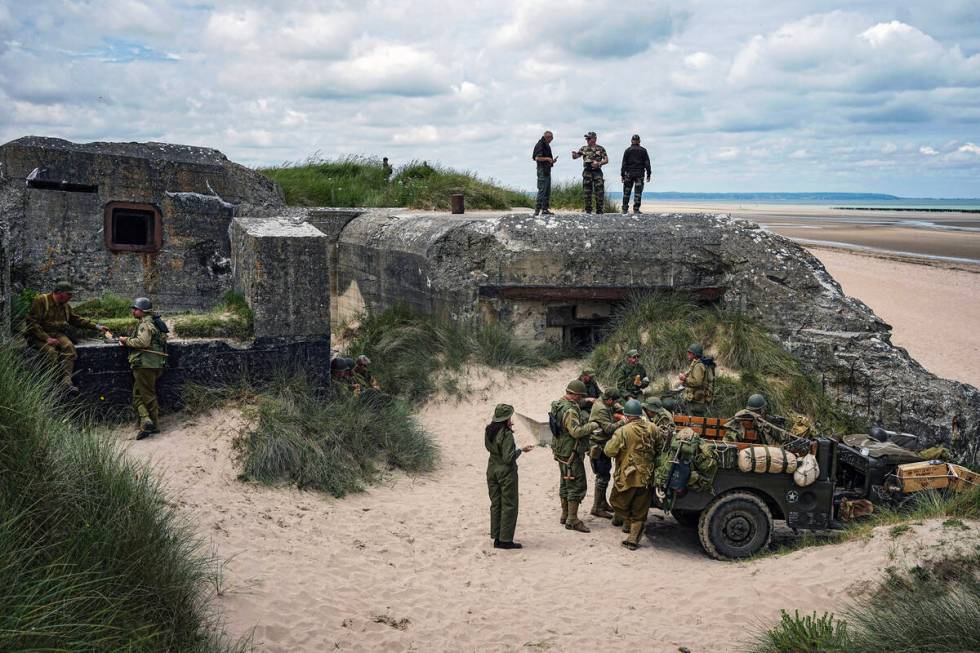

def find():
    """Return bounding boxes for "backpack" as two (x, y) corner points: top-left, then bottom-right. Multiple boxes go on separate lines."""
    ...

(701, 356), (717, 402)
(548, 400), (564, 440)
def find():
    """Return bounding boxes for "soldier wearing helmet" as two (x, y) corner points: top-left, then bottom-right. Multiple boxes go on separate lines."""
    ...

(641, 396), (675, 435)
(586, 387), (624, 519)
(351, 354), (380, 392)
(578, 367), (601, 407)
(23, 280), (109, 392)
(723, 394), (791, 447)
(548, 379), (600, 532)
(604, 398), (664, 550)
(118, 297), (168, 440)
(614, 349), (649, 399)
(679, 343), (714, 416)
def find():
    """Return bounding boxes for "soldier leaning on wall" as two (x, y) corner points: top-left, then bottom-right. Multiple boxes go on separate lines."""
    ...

(24, 280), (109, 393)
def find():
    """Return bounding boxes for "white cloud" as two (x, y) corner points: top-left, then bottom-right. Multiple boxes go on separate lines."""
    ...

(392, 125), (440, 144)
(957, 142), (980, 155)
(920, 145), (939, 155)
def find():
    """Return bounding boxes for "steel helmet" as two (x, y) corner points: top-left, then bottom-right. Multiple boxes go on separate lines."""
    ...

(688, 343), (703, 357)
(132, 297), (152, 311)
(747, 394), (767, 410)
(566, 379), (587, 395)
(623, 399), (644, 417)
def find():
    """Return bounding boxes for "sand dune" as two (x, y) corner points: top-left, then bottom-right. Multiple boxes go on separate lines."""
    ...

(126, 357), (978, 652)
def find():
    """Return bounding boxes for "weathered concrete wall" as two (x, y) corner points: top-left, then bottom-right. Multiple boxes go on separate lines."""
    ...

(0, 136), (285, 310)
(329, 209), (979, 452)
(231, 217), (331, 340)
(73, 336), (331, 416)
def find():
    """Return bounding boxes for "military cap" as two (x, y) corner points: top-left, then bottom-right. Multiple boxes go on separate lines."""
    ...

(581, 367), (595, 376)
(566, 379), (587, 395)
(583, 131), (597, 139)
(688, 343), (704, 357)
(631, 134), (641, 141)
(626, 348), (640, 357)
(601, 388), (621, 400)
(492, 403), (514, 423)
(53, 280), (74, 292)
(132, 297), (152, 311)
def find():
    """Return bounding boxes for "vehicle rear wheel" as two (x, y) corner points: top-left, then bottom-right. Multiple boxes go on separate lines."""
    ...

(671, 509), (700, 528)
(698, 491), (773, 560)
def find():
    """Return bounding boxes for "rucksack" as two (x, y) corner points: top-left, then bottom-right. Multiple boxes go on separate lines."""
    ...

(548, 401), (562, 440)
(701, 356), (717, 401)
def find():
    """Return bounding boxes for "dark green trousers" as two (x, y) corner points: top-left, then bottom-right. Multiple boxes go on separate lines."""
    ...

(557, 455), (587, 502)
(487, 463), (519, 542)
(133, 368), (164, 426)
(610, 485), (653, 522)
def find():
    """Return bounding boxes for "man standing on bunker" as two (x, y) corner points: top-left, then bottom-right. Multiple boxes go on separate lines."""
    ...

(571, 131), (608, 214)
(532, 130), (557, 216)
(620, 134), (651, 214)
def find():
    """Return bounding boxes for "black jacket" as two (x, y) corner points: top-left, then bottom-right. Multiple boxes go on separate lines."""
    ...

(532, 138), (553, 171)
(621, 145), (651, 177)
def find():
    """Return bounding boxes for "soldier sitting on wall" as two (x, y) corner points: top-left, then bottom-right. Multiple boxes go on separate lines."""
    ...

(24, 281), (109, 392)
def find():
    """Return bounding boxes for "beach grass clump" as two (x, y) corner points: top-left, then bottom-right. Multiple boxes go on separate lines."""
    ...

(589, 292), (860, 433)
(753, 550), (980, 653)
(259, 155), (533, 210)
(0, 338), (242, 652)
(171, 291), (253, 339)
(232, 370), (437, 497)
(343, 304), (566, 403)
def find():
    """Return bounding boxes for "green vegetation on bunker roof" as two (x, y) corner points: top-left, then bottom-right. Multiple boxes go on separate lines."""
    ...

(0, 338), (244, 652)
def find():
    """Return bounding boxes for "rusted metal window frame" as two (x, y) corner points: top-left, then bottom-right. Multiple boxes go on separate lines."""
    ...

(104, 202), (162, 252)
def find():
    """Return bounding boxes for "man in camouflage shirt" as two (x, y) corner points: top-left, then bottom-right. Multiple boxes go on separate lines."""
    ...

(571, 131), (608, 214)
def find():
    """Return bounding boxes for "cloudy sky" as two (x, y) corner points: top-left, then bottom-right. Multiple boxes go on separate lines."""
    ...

(2, 1), (979, 196)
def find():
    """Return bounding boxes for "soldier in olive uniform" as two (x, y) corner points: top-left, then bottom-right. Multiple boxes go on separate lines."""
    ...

(604, 399), (664, 550)
(118, 298), (168, 440)
(588, 388), (624, 519)
(24, 281), (109, 392)
(578, 367), (601, 408)
(550, 379), (599, 532)
(642, 396), (675, 435)
(723, 394), (791, 447)
(486, 403), (534, 550)
(679, 343), (713, 416)
(614, 349), (649, 399)
(571, 131), (608, 214)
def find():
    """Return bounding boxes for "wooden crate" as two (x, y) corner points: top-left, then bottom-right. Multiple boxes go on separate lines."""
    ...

(949, 464), (980, 492)
(897, 461), (951, 493)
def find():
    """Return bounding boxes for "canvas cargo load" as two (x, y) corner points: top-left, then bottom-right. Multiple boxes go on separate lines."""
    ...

(793, 453), (819, 487)
(842, 434), (923, 465)
(738, 446), (799, 474)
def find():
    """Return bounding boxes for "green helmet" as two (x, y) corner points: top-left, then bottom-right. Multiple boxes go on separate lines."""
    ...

(492, 403), (514, 423)
(132, 297), (152, 311)
(623, 399), (643, 417)
(53, 280), (74, 293)
(642, 397), (663, 410)
(566, 379), (587, 395)
(688, 343), (703, 357)
(601, 388), (621, 401)
(626, 348), (640, 358)
(747, 394), (767, 410)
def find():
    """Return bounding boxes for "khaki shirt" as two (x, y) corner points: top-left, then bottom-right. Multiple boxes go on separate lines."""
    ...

(588, 400), (621, 445)
(25, 292), (97, 344)
(604, 419), (663, 490)
(723, 409), (787, 446)
(682, 359), (709, 402)
(125, 315), (167, 369)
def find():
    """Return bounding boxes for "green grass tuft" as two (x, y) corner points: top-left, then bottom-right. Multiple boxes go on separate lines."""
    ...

(0, 338), (243, 651)
(548, 179), (619, 212)
(171, 291), (253, 339)
(752, 610), (851, 653)
(231, 370), (437, 497)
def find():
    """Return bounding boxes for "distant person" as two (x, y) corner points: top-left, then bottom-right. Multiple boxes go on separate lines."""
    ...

(382, 157), (393, 181)
(723, 394), (792, 447)
(588, 388), (623, 520)
(571, 131), (608, 214)
(24, 280), (109, 392)
(549, 379), (599, 532)
(485, 403), (534, 549)
(620, 134), (651, 214)
(578, 367), (601, 407)
(351, 354), (380, 392)
(614, 349), (649, 399)
(118, 297), (168, 440)
(679, 343), (714, 416)
(532, 130), (557, 216)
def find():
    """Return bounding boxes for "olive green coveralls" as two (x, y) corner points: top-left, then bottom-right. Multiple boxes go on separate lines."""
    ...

(486, 427), (522, 543)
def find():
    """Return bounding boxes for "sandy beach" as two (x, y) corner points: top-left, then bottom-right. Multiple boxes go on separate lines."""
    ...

(124, 229), (980, 652)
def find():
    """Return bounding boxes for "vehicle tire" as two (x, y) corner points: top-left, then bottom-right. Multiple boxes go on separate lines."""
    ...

(671, 509), (700, 528)
(697, 491), (773, 560)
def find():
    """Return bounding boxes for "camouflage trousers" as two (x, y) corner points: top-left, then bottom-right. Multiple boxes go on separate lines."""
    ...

(622, 172), (645, 211)
(582, 169), (604, 213)
(535, 168), (552, 211)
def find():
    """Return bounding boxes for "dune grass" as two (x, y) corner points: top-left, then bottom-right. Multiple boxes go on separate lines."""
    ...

(589, 292), (861, 434)
(230, 371), (437, 497)
(0, 338), (243, 652)
(342, 304), (568, 404)
(548, 178), (619, 212)
(259, 155), (533, 210)
(72, 291), (254, 339)
(752, 548), (980, 653)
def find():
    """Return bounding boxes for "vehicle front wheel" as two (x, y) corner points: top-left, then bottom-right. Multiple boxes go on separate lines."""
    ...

(698, 491), (773, 560)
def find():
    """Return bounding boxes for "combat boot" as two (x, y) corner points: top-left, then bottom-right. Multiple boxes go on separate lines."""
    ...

(590, 491), (613, 519)
(564, 501), (591, 533)
(559, 498), (569, 525)
(623, 520), (645, 550)
(611, 514), (624, 527)
(621, 519), (630, 533)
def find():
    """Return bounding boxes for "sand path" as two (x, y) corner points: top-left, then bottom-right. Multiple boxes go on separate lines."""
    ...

(127, 359), (978, 652)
